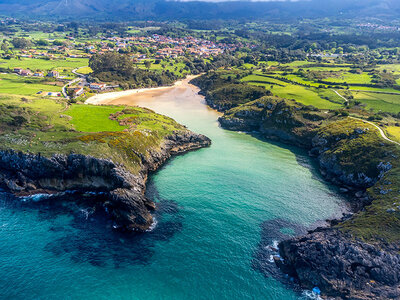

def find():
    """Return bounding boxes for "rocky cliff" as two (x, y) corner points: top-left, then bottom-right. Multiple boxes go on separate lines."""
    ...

(193, 76), (400, 299)
(278, 228), (400, 299)
(0, 131), (211, 231)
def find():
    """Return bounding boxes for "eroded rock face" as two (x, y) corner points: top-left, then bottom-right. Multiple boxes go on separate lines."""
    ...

(0, 131), (211, 231)
(278, 228), (400, 300)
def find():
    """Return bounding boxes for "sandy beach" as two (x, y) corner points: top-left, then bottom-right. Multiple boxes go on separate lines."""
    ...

(85, 75), (199, 105)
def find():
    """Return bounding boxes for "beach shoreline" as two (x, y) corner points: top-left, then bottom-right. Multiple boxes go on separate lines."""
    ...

(85, 75), (199, 105)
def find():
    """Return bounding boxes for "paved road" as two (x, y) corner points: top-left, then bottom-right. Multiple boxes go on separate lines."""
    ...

(62, 67), (87, 99)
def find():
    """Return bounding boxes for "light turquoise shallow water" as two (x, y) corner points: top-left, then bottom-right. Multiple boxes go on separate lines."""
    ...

(0, 83), (346, 299)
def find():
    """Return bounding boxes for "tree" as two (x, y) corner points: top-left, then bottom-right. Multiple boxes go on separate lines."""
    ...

(36, 39), (49, 46)
(1, 41), (8, 52)
(11, 37), (32, 49)
(144, 60), (152, 69)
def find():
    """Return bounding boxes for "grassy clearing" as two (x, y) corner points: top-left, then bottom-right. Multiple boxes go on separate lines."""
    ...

(324, 72), (373, 84)
(0, 58), (89, 73)
(76, 66), (92, 75)
(0, 74), (61, 96)
(272, 84), (342, 109)
(348, 86), (400, 93)
(352, 91), (400, 113)
(241, 74), (286, 86)
(65, 105), (129, 132)
(242, 74), (343, 109)
(283, 74), (321, 87)
(377, 64), (400, 73)
(136, 60), (189, 76)
(385, 126), (400, 143)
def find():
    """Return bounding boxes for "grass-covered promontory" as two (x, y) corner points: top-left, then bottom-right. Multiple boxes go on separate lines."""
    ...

(0, 94), (188, 174)
(194, 71), (400, 244)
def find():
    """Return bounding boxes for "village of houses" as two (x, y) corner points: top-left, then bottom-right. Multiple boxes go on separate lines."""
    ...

(5, 33), (242, 100)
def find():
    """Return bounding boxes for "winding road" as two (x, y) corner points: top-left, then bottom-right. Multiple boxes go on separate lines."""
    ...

(332, 89), (400, 146)
(349, 116), (400, 146)
(62, 67), (87, 99)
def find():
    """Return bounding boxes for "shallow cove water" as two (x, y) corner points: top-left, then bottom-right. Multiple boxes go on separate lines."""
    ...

(0, 81), (346, 299)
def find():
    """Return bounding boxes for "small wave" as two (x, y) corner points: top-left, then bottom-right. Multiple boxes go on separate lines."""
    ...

(146, 217), (158, 232)
(80, 208), (93, 220)
(300, 290), (323, 300)
(20, 193), (55, 202)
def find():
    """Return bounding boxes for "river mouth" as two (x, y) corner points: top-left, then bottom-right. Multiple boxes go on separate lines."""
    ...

(0, 79), (347, 299)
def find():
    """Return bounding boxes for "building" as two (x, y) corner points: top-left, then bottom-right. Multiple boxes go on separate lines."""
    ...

(33, 72), (44, 77)
(20, 69), (32, 76)
(89, 83), (106, 91)
(67, 86), (84, 97)
(47, 70), (60, 78)
(13, 68), (23, 74)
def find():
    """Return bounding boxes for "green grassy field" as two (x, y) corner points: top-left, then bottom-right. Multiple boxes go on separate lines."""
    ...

(242, 73), (343, 109)
(272, 84), (342, 109)
(0, 58), (89, 73)
(76, 66), (92, 75)
(65, 105), (128, 132)
(0, 74), (61, 96)
(282, 74), (321, 87)
(352, 91), (400, 113)
(324, 72), (373, 84)
(385, 126), (400, 143)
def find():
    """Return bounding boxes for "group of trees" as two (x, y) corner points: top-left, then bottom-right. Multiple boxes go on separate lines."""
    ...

(89, 52), (178, 89)
(11, 37), (32, 49)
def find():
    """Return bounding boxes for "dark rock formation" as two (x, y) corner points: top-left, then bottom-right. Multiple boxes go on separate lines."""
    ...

(278, 228), (400, 300)
(0, 131), (211, 231)
(193, 76), (400, 298)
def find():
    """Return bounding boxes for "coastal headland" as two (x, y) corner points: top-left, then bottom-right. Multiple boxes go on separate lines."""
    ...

(192, 72), (400, 299)
(0, 76), (211, 232)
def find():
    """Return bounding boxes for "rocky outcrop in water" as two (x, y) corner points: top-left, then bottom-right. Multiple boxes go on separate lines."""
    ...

(277, 228), (400, 300)
(0, 131), (211, 231)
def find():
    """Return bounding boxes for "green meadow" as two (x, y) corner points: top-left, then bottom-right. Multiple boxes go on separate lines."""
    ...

(352, 91), (400, 113)
(242, 73), (343, 109)
(0, 73), (61, 96)
(0, 58), (88, 72)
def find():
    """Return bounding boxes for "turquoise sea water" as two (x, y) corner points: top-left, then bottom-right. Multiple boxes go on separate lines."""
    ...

(0, 83), (346, 299)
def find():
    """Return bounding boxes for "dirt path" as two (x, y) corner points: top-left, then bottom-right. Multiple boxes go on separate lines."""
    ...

(332, 89), (348, 103)
(332, 90), (399, 146)
(349, 116), (400, 146)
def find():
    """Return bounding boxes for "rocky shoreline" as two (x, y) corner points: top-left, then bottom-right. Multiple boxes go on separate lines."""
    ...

(0, 131), (211, 232)
(193, 78), (400, 299)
